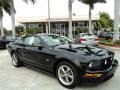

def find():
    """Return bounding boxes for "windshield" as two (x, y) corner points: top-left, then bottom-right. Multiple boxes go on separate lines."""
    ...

(41, 35), (71, 46)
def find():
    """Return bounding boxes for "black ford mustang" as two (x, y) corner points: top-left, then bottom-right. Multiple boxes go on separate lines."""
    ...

(7, 34), (118, 89)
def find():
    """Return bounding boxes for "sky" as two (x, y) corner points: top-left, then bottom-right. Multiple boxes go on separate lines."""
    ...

(2, 0), (114, 30)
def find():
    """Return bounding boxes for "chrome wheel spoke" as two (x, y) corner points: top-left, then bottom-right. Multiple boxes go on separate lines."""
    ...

(67, 74), (73, 80)
(59, 74), (65, 77)
(65, 76), (70, 83)
(61, 67), (66, 74)
(66, 67), (71, 73)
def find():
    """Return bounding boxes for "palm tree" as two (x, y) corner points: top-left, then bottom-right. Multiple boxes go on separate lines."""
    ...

(68, 0), (73, 39)
(0, 0), (11, 36)
(78, 0), (106, 34)
(10, 0), (36, 37)
(113, 0), (120, 41)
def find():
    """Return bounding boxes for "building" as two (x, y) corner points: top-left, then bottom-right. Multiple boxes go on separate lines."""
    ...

(17, 15), (99, 35)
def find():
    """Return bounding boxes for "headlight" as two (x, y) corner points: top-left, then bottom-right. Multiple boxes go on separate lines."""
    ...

(87, 58), (113, 71)
(104, 59), (107, 65)
(88, 61), (100, 68)
(88, 62), (93, 68)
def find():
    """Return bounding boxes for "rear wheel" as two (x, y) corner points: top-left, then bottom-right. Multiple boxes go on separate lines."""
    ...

(56, 62), (79, 89)
(11, 53), (22, 67)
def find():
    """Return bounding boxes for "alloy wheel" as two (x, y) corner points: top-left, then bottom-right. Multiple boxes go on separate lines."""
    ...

(12, 54), (18, 66)
(58, 65), (74, 86)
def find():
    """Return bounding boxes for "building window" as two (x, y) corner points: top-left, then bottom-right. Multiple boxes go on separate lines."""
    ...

(29, 24), (34, 28)
(34, 24), (38, 28)
(78, 22), (85, 26)
(26, 24), (29, 29)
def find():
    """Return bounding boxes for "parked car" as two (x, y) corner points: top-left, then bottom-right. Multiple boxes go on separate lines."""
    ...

(100, 32), (120, 40)
(7, 34), (118, 89)
(104, 33), (113, 40)
(0, 36), (19, 49)
(77, 33), (99, 46)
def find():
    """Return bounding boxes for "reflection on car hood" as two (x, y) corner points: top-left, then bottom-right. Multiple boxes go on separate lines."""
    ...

(56, 44), (106, 54)
(55, 44), (114, 62)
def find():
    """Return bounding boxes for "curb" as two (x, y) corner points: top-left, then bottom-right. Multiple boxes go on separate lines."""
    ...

(99, 44), (120, 51)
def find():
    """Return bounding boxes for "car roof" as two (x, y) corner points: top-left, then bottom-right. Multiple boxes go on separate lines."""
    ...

(35, 33), (61, 37)
(37, 33), (59, 35)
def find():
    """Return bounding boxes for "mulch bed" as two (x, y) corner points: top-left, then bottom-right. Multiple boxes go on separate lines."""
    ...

(100, 44), (120, 48)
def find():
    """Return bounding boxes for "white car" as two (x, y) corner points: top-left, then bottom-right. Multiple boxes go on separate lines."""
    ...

(78, 33), (99, 46)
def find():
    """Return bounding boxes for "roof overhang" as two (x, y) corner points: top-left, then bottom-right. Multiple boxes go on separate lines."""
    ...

(17, 15), (99, 24)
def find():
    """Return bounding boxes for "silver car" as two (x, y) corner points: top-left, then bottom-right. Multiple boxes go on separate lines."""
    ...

(78, 33), (99, 46)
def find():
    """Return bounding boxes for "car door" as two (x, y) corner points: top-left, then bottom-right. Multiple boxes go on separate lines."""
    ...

(25, 36), (43, 67)
(24, 36), (56, 71)
(16, 36), (33, 64)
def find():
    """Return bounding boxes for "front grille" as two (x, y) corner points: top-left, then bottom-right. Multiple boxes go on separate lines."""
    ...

(88, 57), (113, 71)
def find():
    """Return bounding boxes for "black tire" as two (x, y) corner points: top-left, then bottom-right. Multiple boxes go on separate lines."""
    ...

(56, 62), (79, 89)
(11, 53), (22, 67)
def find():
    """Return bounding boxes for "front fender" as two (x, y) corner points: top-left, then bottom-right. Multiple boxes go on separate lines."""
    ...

(54, 55), (84, 75)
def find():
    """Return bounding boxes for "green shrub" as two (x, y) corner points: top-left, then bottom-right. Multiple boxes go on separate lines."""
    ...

(114, 40), (120, 45)
(100, 39), (120, 46)
(99, 39), (114, 45)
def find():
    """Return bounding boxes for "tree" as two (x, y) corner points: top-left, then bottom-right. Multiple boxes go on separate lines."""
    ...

(0, 0), (11, 36)
(99, 12), (113, 29)
(93, 12), (113, 35)
(78, 0), (106, 34)
(68, 0), (73, 39)
(113, 0), (120, 41)
(15, 25), (24, 36)
(10, 0), (36, 37)
(0, 28), (8, 35)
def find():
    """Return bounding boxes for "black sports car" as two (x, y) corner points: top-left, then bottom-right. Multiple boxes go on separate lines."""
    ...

(7, 34), (118, 89)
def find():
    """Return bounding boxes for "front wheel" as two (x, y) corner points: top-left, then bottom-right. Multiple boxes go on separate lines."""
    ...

(11, 53), (22, 67)
(56, 62), (79, 89)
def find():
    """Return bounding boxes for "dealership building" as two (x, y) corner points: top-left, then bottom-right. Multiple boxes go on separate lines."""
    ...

(17, 15), (99, 35)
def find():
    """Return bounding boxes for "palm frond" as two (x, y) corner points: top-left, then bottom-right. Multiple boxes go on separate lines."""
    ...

(0, 0), (11, 15)
(78, 0), (106, 9)
(23, 0), (36, 4)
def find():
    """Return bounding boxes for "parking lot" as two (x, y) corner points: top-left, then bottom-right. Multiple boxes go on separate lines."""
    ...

(0, 49), (120, 90)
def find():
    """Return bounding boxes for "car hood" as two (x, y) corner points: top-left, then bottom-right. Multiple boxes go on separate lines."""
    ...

(55, 44), (114, 63)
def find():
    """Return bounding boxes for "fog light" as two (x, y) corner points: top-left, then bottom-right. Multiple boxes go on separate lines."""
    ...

(83, 73), (103, 77)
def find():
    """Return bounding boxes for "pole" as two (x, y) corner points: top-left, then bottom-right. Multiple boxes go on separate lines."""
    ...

(48, 0), (51, 33)
(10, 0), (16, 37)
(113, 0), (120, 41)
(74, 21), (75, 37)
(68, 0), (73, 39)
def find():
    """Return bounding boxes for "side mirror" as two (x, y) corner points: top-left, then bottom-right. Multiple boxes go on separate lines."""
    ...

(33, 44), (44, 50)
(38, 45), (43, 50)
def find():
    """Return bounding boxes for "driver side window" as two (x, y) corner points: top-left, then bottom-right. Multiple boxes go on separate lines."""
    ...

(24, 36), (32, 45)
(32, 36), (42, 46)
(18, 36), (42, 46)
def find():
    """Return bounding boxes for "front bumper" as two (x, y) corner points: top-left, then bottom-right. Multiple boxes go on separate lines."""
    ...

(81, 59), (119, 82)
